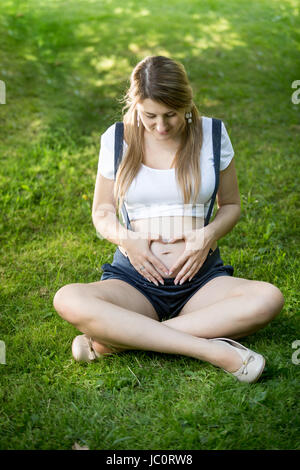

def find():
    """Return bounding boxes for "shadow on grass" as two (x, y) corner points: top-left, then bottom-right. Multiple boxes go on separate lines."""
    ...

(1, 0), (299, 150)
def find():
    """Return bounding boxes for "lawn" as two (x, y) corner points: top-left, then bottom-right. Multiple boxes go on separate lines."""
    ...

(0, 0), (299, 450)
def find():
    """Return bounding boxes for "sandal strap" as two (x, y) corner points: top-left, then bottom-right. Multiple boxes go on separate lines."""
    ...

(86, 335), (100, 360)
(212, 337), (247, 351)
(237, 353), (255, 375)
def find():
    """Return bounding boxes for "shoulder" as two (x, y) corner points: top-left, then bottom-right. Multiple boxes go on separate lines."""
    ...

(97, 123), (121, 179)
(201, 116), (233, 142)
(200, 115), (212, 128)
(200, 115), (226, 130)
(100, 122), (118, 146)
(200, 116), (234, 169)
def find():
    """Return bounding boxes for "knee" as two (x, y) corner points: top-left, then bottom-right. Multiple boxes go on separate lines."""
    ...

(254, 282), (285, 324)
(53, 283), (87, 325)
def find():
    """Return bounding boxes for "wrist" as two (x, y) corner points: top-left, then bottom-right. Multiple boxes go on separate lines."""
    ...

(203, 224), (217, 245)
(120, 229), (139, 251)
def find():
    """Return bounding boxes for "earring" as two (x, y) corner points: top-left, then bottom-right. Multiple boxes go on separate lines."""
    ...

(137, 112), (140, 127)
(185, 112), (192, 124)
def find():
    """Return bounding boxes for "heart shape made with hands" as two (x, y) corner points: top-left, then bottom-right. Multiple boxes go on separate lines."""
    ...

(148, 233), (184, 244)
(152, 229), (210, 280)
(148, 230), (206, 248)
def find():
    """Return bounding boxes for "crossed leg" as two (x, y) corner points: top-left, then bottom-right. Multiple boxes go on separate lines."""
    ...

(163, 275), (285, 339)
(53, 275), (284, 373)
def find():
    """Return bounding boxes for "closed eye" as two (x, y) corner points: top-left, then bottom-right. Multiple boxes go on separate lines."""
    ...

(146, 113), (176, 118)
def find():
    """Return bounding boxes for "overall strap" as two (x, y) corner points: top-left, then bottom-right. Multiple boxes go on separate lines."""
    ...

(204, 118), (222, 226)
(114, 122), (132, 230)
(115, 119), (222, 230)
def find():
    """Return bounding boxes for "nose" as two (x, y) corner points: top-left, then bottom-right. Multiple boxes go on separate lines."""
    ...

(156, 117), (168, 132)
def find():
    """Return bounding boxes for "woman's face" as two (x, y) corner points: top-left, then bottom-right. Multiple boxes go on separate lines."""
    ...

(137, 99), (185, 142)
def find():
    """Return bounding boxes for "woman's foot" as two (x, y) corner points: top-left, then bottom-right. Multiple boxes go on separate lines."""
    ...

(209, 337), (266, 383)
(91, 340), (116, 355)
(72, 335), (118, 362)
(209, 339), (244, 372)
(72, 334), (100, 362)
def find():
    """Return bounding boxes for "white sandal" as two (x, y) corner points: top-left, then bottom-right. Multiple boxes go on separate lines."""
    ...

(208, 337), (266, 384)
(72, 334), (101, 362)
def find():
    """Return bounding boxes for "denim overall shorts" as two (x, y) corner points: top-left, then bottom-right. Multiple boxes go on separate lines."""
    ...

(100, 120), (234, 322)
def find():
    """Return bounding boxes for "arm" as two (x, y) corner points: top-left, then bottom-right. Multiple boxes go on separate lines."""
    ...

(92, 173), (170, 280)
(167, 158), (241, 283)
(205, 157), (241, 245)
(92, 173), (135, 246)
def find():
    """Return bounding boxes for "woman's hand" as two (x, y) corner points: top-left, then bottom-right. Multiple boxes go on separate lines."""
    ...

(121, 232), (170, 285)
(167, 227), (215, 285)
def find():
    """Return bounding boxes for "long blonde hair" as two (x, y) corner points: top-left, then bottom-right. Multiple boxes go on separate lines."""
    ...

(114, 55), (203, 219)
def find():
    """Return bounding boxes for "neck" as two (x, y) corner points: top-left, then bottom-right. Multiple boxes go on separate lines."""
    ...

(144, 129), (182, 149)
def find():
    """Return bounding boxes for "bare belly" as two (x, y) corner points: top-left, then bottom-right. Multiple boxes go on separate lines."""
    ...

(149, 239), (186, 278)
(119, 216), (217, 279)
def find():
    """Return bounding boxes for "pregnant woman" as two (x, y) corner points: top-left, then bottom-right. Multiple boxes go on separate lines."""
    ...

(53, 56), (284, 383)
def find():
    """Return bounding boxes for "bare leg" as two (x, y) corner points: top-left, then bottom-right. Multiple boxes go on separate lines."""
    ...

(53, 277), (284, 373)
(163, 277), (284, 339)
(92, 293), (280, 354)
(54, 288), (243, 372)
(163, 293), (283, 339)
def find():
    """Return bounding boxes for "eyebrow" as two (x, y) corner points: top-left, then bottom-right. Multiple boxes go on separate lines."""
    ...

(144, 111), (175, 116)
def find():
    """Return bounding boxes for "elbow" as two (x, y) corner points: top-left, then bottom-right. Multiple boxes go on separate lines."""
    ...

(234, 203), (242, 224)
(92, 210), (100, 223)
(92, 208), (106, 221)
(92, 213), (105, 239)
(91, 209), (104, 231)
(92, 203), (115, 222)
(92, 210), (98, 225)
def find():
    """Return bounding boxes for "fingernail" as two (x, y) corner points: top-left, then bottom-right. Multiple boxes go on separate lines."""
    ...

(179, 279), (184, 285)
(169, 271), (173, 275)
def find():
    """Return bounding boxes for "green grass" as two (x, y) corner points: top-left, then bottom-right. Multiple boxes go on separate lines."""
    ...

(0, 0), (299, 450)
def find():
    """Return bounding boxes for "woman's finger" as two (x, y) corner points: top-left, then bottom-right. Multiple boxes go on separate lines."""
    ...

(137, 265), (158, 286)
(146, 273), (159, 286)
(141, 260), (164, 285)
(147, 264), (165, 285)
(168, 252), (190, 275)
(174, 258), (195, 285)
(188, 268), (197, 282)
(187, 262), (201, 282)
(148, 254), (170, 277)
(188, 258), (207, 281)
(165, 236), (183, 243)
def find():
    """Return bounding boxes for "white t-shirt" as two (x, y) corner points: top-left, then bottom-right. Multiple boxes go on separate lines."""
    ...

(97, 116), (234, 222)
